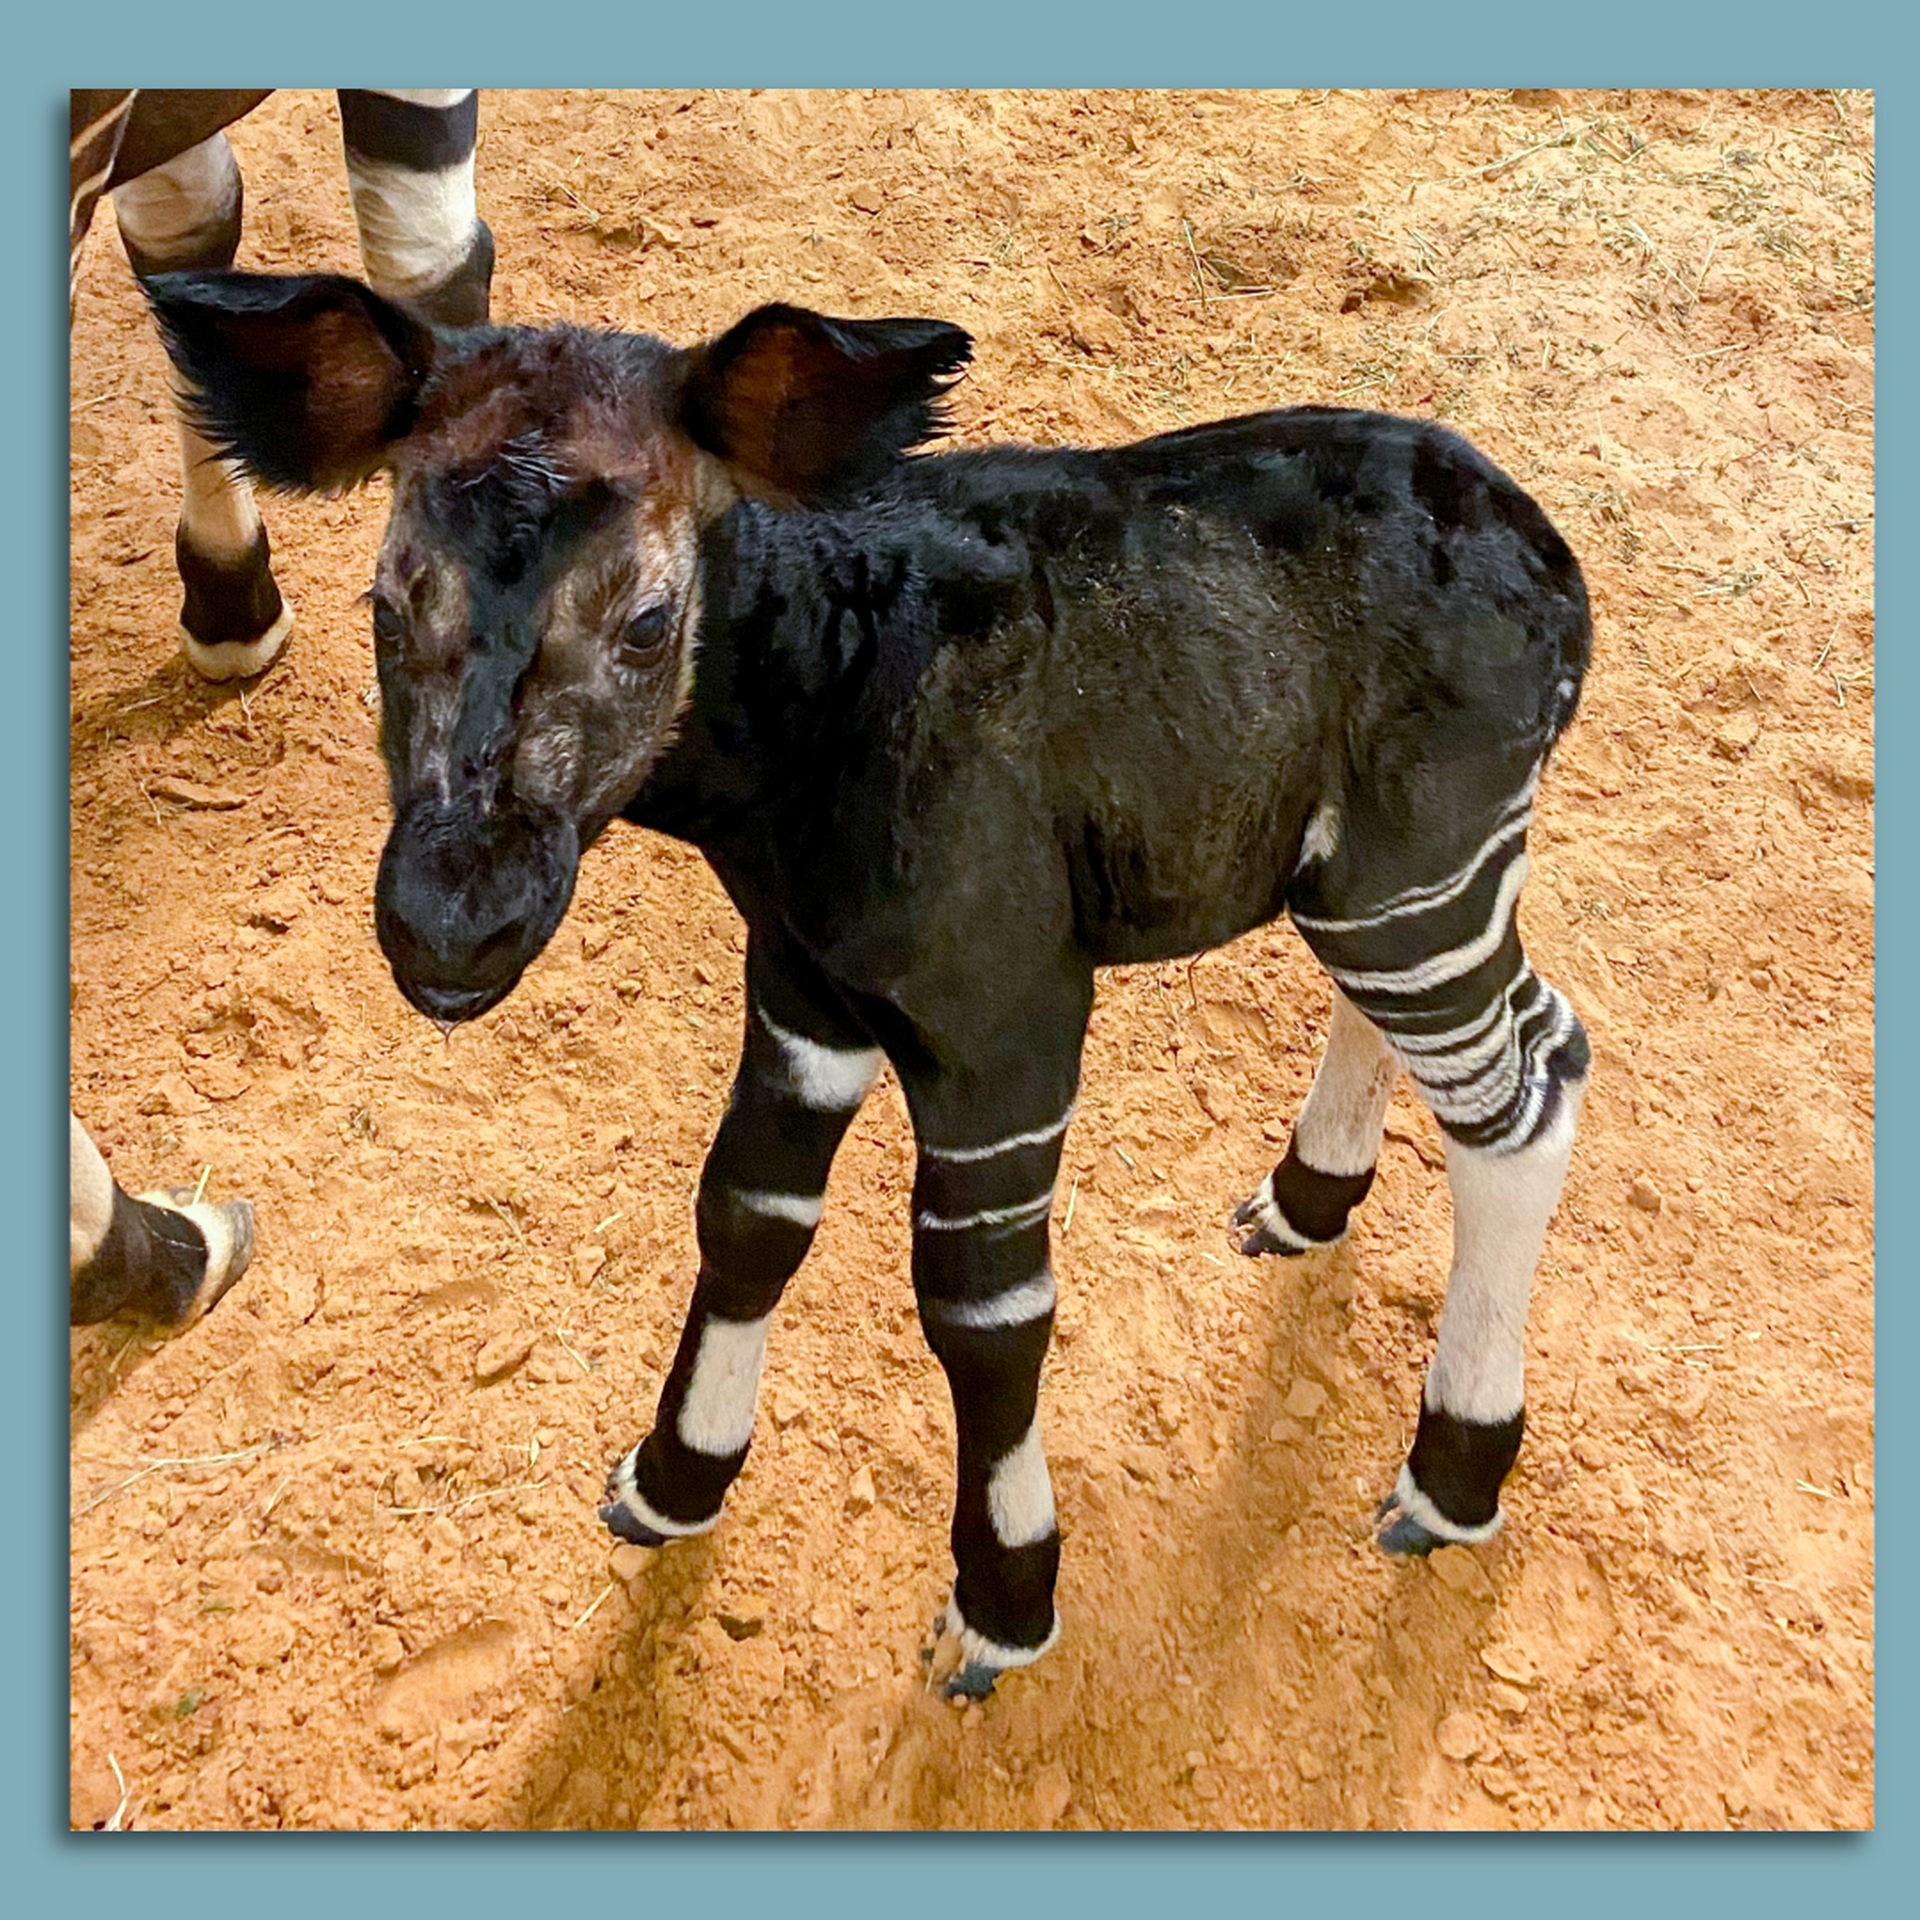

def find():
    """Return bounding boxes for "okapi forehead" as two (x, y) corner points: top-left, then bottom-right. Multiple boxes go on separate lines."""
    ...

(389, 324), (702, 582)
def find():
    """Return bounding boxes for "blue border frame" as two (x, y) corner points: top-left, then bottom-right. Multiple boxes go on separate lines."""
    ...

(15, 4), (1897, 1907)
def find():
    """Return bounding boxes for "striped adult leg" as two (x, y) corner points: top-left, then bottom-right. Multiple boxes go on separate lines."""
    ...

(113, 133), (291, 680)
(897, 976), (1090, 1697)
(1286, 756), (1589, 1553)
(69, 1114), (255, 1326)
(601, 933), (882, 1547)
(337, 90), (494, 327)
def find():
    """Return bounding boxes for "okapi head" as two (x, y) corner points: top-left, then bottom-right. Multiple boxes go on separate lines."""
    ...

(147, 272), (972, 1022)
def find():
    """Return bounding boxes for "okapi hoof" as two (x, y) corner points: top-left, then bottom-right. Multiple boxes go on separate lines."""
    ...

(1231, 1157), (1376, 1260)
(176, 524), (294, 681)
(1230, 1178), (1332, 1259)
(154, 1188), (255, 1321)
(922, 1596), (1057, 1701)
(181, 604), (293, 683)
(598, 1451), (720, 1548)
(599, 1499), (670, 1549)
(1373, 1468), (1504, 1557)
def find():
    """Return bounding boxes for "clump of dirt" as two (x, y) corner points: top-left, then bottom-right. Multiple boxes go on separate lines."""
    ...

(70, 89), (1872, 1830)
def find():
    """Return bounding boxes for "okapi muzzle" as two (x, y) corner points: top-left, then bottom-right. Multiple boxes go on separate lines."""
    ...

(374, 796), (580, 1023)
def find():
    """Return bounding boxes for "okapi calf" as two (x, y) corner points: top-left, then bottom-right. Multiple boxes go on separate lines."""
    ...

(149, 271), (1592, 1697)
(69, 1113), (254, 1326)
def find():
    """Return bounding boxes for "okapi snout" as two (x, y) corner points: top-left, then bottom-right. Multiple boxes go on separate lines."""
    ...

(375, 798), (580, 1023)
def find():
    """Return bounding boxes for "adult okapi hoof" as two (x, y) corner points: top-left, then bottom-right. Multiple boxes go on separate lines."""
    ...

(176, 524), (295, 682)
(181, 605), (294, 682)
(152, 1187), (256, 1322)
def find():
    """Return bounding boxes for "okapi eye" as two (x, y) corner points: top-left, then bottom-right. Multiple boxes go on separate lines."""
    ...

(621, 604), (672, 664)
(371, 599), (405, 653)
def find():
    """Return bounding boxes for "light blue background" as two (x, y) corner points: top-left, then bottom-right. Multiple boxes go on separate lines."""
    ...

(13, 5), (1895, 1907)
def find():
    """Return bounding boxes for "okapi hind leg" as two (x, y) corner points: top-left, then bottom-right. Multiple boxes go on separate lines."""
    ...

(1233, 987), (1397, 1257)
(1374, 1080), (1584, 1553)
(1286, 760), (1589, 1553)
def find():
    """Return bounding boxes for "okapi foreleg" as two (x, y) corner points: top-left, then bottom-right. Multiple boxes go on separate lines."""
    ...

(602, 934), (881, 1546)
(898, 982), (1088, 1697)
(112, 135), (290, 680)
(337, 89), (493, 327)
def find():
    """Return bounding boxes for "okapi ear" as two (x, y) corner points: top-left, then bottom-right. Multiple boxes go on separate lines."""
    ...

(144, 271), (437, 493)
(678, 303), (973, 506)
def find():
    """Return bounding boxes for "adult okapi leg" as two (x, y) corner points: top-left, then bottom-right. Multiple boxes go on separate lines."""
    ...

(337, 90), (493, 327)
(602, 932), (882, 1546)
(113, 135), (290, 681)
(897, 975), (1090, 1697)
(1233, 987), (1399, 1256)
(1286, 752), (1589, 1554)
(69, 1114), (254, 1326)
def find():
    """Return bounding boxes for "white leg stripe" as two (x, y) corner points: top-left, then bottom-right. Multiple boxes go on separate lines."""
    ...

(176, 419), (263, 562)
(606, 1451), (718, 1539)
(925, 1267), (1056, 1331)
(755, 1007), (882, 1110)
(1293, 778), (1537, 933)
(733, 1189), (824, 1228)
(987, 1424), (1057, 1548)
(111, 133), (240, 258)
(347, 155), (480, 300)
(1426, 1099), (1579, 1423)
(924, 1106), (1075, 1162)
(363, 88), (475, 110)
(1391, 1464), (1502, 1546)
(1292, 991), (1397, 1179)
(676, 1314), (771, 1457)
(69, 1114), (115, 1269)
(916, 1191), (1054, 1235)
(1325, 855), (1530, 996)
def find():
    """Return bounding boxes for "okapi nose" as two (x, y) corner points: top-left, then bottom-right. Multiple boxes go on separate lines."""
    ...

(374, 799), (580, 1024)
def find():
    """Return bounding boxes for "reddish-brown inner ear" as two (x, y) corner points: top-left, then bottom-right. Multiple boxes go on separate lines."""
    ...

(302, 307), (421, 487)
(690, 324), (810, 504)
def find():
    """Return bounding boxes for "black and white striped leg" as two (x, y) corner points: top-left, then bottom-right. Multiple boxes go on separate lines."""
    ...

(69, 1114), (254, 1327)
(338, 90), (493, 327)
(1289, 764), (1588, 1552)
(900, 996), (1086, 1698)
(113, 135), (292, 681)
(1234, 988), (1397, 1257)
(601, 937), (881, 1549)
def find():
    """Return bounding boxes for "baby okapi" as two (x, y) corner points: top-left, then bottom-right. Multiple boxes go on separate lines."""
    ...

(150, 270), (1591, 1697)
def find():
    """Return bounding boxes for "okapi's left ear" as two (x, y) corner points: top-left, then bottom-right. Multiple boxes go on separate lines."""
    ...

(678, 303), (973, 506)
(144, 271), (437, 493)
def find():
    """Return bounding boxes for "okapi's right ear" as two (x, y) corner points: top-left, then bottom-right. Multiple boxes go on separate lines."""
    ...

(144, 271), (437, 493)
(677, 303), (973, 507)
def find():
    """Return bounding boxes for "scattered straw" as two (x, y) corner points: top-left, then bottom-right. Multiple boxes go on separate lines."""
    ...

(569, 1582), (617, 1633)
(103, 1754), (130, 1832)
(71, 1437), (281, 1521)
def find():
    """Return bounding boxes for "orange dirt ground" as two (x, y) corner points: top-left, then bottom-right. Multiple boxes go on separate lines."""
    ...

(68, 89), (1873, 1830)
